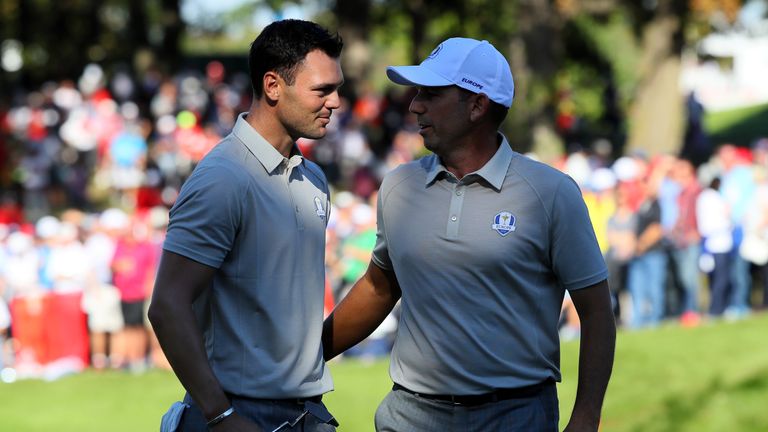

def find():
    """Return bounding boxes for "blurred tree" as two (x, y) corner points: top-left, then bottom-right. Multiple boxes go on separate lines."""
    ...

(159, 0), (184, 72)
(620, 0), (690, 158)
(332, 0), (373, 95)
(0, 0), (182, 96)
(1, 0), (744, 158)
(593, 0), (740, 158)
(337, 0), (742, 157)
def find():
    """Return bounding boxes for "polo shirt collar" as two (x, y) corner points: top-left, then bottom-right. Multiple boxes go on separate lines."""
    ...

(424, 156), (446, 186)
(475, 134), (514, 190)
(424, 133), (514, 191)
(232, 113), (303, 174)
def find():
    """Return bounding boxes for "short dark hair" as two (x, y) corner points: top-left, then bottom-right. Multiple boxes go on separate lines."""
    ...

(248, 19), (343, 99)
(487, 101), (509, 126)
(457, 88), (509, 126)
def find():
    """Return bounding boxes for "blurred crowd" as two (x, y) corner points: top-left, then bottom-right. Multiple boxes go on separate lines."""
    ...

(558, 141), (768, 338)
(0, 61), (421, 380)
(1, 62), (767, 381)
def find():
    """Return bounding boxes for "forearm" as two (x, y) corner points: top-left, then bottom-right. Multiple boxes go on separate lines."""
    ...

(322, 263), (400, 360)
(568, 313), (616, 429)
(148, 250), (231, 422)
(566, 281), (616, 431)
(149, 298), (230, 421)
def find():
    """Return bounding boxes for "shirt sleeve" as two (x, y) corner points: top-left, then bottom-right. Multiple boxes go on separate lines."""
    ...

(371, 185), (392, 271)
(163, 161), (243, 269)
(550, 176), (608, 291)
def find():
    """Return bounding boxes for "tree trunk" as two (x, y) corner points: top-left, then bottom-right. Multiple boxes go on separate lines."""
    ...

(128, 1), (150, 48)
(334, 0), (373, 96)
(406, 0), (428, 64)
(159, 0), (183, 73)
(517, 0), (565, 79)
(18, 0), (33, 88)
(510, 0), (565, 156)
(625, 13), (685, 157)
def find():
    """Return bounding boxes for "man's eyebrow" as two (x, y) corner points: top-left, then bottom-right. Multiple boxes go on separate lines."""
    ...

(312, 79), (345, 91)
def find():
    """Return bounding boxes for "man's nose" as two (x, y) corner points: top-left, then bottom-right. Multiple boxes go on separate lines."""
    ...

(409, 97), (424, 115)
(326, 90), (341, 110)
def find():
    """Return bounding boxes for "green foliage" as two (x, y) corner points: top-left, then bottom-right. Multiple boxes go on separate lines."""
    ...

(181, 30), (257, 55)
(2, 314), (768, 431)
(418, 0), (520, 47)
(0, 0), (185, 87)
(456, 0), (519, 41)
(572, 9), (641, 110)
(556, 62), (607, 123)
(367, 0), (519, 61)
(425, 13), (463, 47)
(526, 77), (555, 112)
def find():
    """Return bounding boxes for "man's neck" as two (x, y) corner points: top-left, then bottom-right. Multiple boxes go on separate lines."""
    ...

(245, 104), (295, 158)
(441, 131), (500, 180)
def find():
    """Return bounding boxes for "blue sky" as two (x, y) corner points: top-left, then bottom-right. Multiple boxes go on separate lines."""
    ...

(181, 0), (315, 28)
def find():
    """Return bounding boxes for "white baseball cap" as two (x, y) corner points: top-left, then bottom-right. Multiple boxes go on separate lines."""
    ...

(35, 216), (61, 240)
(386, 37), (515, 108)
(612, 156), (640, 182)
(99, 208), (129, 230)
(589, 167), (618, 191)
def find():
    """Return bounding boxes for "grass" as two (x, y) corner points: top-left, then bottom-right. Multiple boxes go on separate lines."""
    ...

(598, 314), (768, 432)
(2, 313), (768, 431)
(704, 102), (768, 147)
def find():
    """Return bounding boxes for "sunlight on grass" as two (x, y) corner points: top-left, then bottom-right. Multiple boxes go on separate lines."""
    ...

(1, 314), (767, 431)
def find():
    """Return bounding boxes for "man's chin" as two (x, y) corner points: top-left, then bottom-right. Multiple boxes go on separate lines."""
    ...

(422, 139), (437, 153)
(300, 127), (327, 140)
(308, 129), (327, 140)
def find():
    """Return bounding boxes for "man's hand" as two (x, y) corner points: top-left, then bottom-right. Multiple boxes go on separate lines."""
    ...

(210, 412), (263, 432)
(563, 417), (600, 432)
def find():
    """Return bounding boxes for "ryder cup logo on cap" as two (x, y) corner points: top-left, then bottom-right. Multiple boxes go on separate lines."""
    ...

(386, 37), (515, 108)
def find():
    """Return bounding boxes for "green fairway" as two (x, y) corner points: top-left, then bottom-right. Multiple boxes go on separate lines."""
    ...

(704, 102), (768, 147)
(2, 313), (768, 431)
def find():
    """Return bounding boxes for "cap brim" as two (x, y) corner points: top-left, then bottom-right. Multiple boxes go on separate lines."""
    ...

(386, 65), (453, 87)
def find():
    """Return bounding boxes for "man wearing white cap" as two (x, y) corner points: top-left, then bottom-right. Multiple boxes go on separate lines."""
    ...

(323, 38), (615, 431)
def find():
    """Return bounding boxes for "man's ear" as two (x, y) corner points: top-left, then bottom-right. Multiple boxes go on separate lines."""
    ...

(263, 71), (280, 102)
(469, 93), (490, 122)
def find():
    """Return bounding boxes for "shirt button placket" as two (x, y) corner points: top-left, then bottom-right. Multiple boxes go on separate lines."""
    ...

(446, 185), (465, 239)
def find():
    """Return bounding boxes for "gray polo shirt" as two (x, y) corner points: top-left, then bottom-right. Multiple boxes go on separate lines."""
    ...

(372, 135), (607, 394)
(163, 114), (333, 398)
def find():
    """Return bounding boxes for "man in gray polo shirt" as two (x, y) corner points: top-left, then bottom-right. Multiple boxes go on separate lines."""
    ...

(149, 20), (344, 432)
(323, 38), (616, 431)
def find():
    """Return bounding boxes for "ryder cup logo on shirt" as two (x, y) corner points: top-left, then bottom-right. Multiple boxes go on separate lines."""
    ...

(491, 211), (516, 236)
(314, 197), (326, 219)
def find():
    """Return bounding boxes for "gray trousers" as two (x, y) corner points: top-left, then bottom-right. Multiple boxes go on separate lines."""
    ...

(374, 383), (558, 432)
